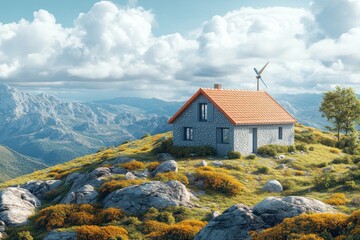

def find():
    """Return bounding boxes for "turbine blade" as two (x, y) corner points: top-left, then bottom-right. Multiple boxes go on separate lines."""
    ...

(254, 68), (260, 76)
(260, 77), (268, 88)
(258, 62), (269, 75)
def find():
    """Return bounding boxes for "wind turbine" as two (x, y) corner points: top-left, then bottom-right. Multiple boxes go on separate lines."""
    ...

(253, 62), (269, 91)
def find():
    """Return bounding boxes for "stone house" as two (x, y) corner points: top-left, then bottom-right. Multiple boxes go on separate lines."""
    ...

(168, 84), (297, 156)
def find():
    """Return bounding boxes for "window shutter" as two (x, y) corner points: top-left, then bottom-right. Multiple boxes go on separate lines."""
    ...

(207, 103), (213, 122)
(216, 128), (222, 143)
(195, 103), (199, 122)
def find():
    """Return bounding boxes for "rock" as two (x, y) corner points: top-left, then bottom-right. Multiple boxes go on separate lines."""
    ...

(211, 161), (223, 167)
(279, 155), (286, 159)
(262, 180), (283, 193)
(107, 157), (136, 165)
(110, 166), (127, 174)
(185, 172), (196, 185)
(65, 172), (81, 184)
(194, 180), (205, 189)
(195, 204), (265, 240)
(152, 160), (178, 176)
(62, 185), (98, 204)
(89, 167), (111, 178)
(0, 220), (5, 232)
(157, 153), (174, 161)
(0, 187), (40, 226)
(211, 211), (220, 219)
(198, 160), (208, 167)
(125, 172), (138, 180)
(253, 196), (335, 226)
(323, 166), (335, 173)
(43, 230), (76, 240)
(104, 181), (192, 215)
(195, 196), (335, 240)
(133, 169), (151, 179)
(275, 164), (286, 169)
(21, 180), (62, 199)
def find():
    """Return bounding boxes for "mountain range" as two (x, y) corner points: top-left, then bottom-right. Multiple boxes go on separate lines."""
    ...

(0, 84), (329, 167)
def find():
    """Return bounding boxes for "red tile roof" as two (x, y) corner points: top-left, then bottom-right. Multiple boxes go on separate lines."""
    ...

(168, 88), (297, 125)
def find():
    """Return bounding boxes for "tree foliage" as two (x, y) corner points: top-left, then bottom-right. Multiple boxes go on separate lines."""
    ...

(319, 86), (360, 140)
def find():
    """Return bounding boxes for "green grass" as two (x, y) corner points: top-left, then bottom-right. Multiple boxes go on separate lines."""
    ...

(2, 126), (360, 239)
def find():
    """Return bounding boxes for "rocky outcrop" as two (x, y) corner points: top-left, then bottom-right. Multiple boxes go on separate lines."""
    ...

(0, 220), (6, 239)
(104, 181), (192, 215)
(262, 180), (283, 193)
(62, 167), (110, 203)
(195, 196), (335, 240)
(43, 230), (76, 240)
(253, 196), (335, 226)
(195, 204), (265, 240)
(198, 160), (207, 167)
(21, 180), (62, 199)
(152, 160), (178, 176)
(62, 185), (98, 204)
(0, 187), (40, 226)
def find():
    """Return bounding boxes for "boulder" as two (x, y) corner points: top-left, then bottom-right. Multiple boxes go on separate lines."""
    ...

(198, 160), (208, 167)
(125, 172), (138, 180)
(43, 230), (76, 240)
(152, 160), (178, 176)
(132, 169), (151, 179)
(0, 220), (5, 232)
(21, 180), (62, 199)
(65, 172), (81, 184)
(211, 211), (220, 219)
(104, 181), (192, 215)
(262, 180), (283, 193)
(253, 196), (335, 226)
(195, 196), (334, 240)
(157, 153), (174, 161)
(275, 164), (286, 169)
(0, 187), (40, 226)
(89, 167), (111, 178)
(323, 166), (335, 173)
(185, 172), (196, 185)
(62, 185), (98, 204)
(195, 204), (265, 240)
(211, 161), (223, 167)
(110, 166), (127, 174)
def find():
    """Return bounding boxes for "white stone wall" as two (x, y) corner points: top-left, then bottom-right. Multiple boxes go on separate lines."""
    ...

(234, 124), (294, 154)
(172, 95), (234, 156)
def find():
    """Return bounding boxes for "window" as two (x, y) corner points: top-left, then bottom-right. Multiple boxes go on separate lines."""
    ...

(217, 128), (230, 144)
(199, 103), (207, 121)
(278, 127), (283, 140)
(184, 127), (193, 141)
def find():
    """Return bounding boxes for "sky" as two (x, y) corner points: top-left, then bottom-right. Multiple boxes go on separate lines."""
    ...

(0, 0), (359, 101)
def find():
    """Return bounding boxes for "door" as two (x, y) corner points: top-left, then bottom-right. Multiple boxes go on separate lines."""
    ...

(249, 128), (258, 153)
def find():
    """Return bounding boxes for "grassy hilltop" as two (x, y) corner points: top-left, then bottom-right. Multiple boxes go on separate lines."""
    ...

(1, 124), (360, 239)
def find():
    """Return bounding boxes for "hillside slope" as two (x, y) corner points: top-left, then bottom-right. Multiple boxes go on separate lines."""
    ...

(1, 125), (359, 239)
(0, 145), (47, 182)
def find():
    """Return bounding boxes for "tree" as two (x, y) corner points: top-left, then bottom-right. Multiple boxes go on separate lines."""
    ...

(319, 86), (360, 141)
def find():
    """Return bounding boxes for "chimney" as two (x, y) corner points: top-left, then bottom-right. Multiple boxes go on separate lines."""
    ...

(214, 84), (222, 89)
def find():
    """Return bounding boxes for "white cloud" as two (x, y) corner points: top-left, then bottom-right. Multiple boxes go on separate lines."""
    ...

(0, 1), (360, 100)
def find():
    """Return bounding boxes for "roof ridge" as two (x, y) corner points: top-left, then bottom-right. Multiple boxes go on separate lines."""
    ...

(201, 88), (265, 92)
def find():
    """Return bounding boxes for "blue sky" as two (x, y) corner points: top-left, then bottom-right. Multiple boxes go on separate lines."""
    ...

(0, 0), (359, 101)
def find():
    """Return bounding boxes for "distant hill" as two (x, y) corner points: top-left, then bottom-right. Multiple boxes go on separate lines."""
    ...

(0, 84), (180, 165)
(0, 145), (47, 182)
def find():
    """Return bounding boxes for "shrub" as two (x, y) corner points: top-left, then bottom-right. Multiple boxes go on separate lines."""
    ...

(287, 145), (296, 153)
(197, 166), (215, 171)
(325, 193), (348, 206)
(313, 172), (338, 190)
(332, 156), (352, 164)
(246, 154), (256, 160)
(228, 151), (241, 159)
(195, 168), (245, 195)
(143, 220), (169, 234)
(257, 145), (277, 157)
(99, 179), (146, 197)
(68, 211), (96, 226)
(153, 138), (215, 157)
(320, 137), (337, 147)
(309, 146), (315, 151)
(345, 180), (356, 190)
(76, 225), (128, 240)
(15, 231), (33, 240)
(146, 220), (207, 240)
(352, 155), (360, 164)
(251, 213), (348, 239)
(142, 207), (176, 224)
(141, 133), (151, 139)
(282, 179), (297, 191)
(166, 206), (193, 222)
(154, 172), (189, 185)
(295, 132), (317, 144)
(256, 166), (269, 174)
(316, 162), (327, 168)
(329, 148), (341, 154)
(122, 160), (145, 170)
(97, 208), (124, 223)
(147, 161), (160, 171)
(296, 144), (308, 152)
